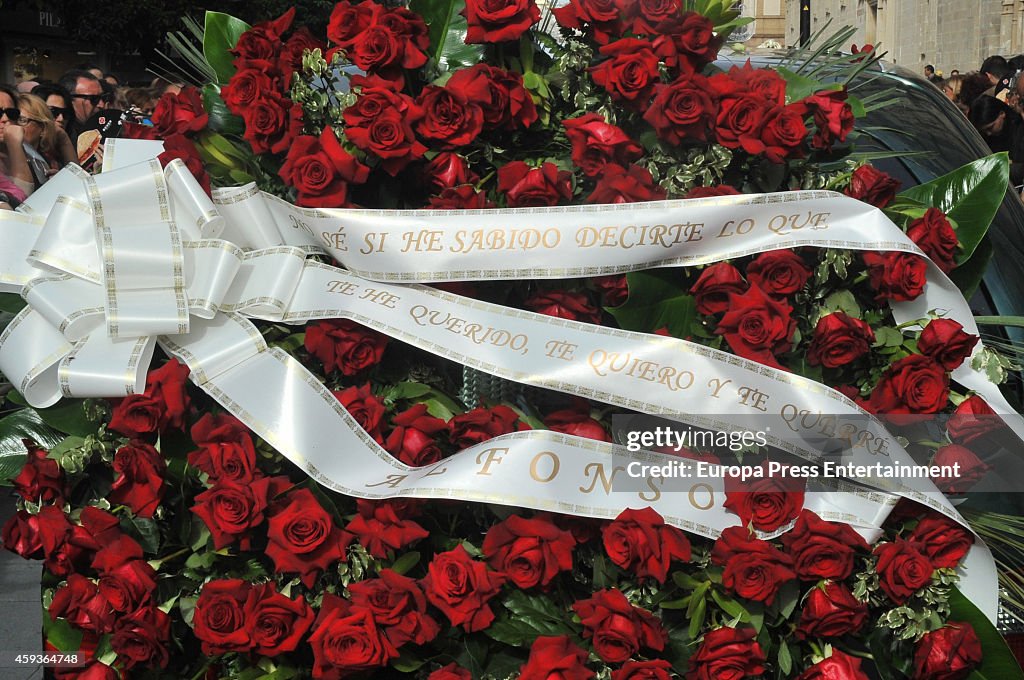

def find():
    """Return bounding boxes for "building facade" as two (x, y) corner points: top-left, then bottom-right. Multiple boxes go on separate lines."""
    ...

(735, 0), (789, 48)
(785, 0), (1024, 75)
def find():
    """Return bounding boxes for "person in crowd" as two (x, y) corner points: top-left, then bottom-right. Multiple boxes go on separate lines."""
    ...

(0, 83), (35, 199)
(77, 64), (105, 81)
(150, 77), (183, 96)
(32, 83), (73, 132)
(981, 55), (1013, 100)
(942, 74), (968, 115)
(960, 72), (996, 111)
(104, 73), (120, 87)
(925, 64), (936, 79)
(99, 79), (116, 110)
(16, 93), (75, 189)
(58, 69), (104, 143)
(950, 69), (960, 77)
(125, 88), (158, 123)
(16, 81), (38, 94)
(969, 95), (1024, 185)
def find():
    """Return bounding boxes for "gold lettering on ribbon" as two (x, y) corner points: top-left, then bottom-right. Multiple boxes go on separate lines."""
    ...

(366, 474), (409, 488)
(408, 305), (530, 356)
(449, 228), (561, 254)
(574, 223), (704, 250)
(707, 378), (731, 398)
(321, 227), (348, 251)
(689, 483), (715, 510)
(401, 230), (444, 253)
(587, 349), (695, 392)
(717, 218), (755, 238)
(737, 385), (770, 412)
(326, 280), (360, 296)
(579, 462), (625, 494)
(359, 232), (388, 255)
(475, 447), (507, 475)
(529, 451), (560, 483)
(358, 288), (401, 309)
(544, 339), (578, 361)
(767, 211), (831, 236)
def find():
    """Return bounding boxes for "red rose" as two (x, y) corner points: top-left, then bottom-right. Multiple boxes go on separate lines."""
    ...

(690, 262), (747, 315)
(143, 358), (190, 430)
(158, 134), (211, 195)
(194, 579), (254, 655)
(50, 574), (114, 634)
(715, 94), (771, 155)
(462, 0), (540, 43)
(222, 67), (279, 115)
(344, 8), (428, 85)
(563, 113), (643, 176)
(187, 435), (258, 484)
(45, 522), (98, 578)
(108, 441), (166, 518)
(348, 568), (440, 647)
(447, 64), (538, 130)
(110, 606), (170, 670)
(593, 274), (629, 307)
(483, 514), (575, 589)
(760, 102), (809, 163)
(947, 395), (1005, 445)
(334, 384), (386, 443)
(498, 160), (573, 207)
(711, 527), (796, 604)
(711, 64), (787, 105)
(93, 536), (157, 613)
(573, 588), (667, 663)
(590, 38), (661, 107)
(612, 659), (673, 680)
(424, 152), (478, 191)
(747, 250), (812, 296)
(305, 319), (388, 375)
(874, 539), (934, 603)
(525, 290), (602, 324)
(151, 86), (208, 137)
(796, 582), (868, 639)
(913, 623), (983, 680)
(310, 595), (398, 678)
(931, 444), (990, 493)
(191, 412), (248, 444)
(384, 403), (447, 467)
(11, 441), (66, 504)
(795, 650), (870, 680)
(863, 355), (949, 420)
(108, 394), (162, 439)
(588, 164), (667, 204)
(416, 85), (484, 149)
(907, 208), (959, 274)
(625, 0), (681, 34)
(328, 0), (378, 49)
(807, 312), (875, 368)
(552, 0), (621, 44)
(908, 514), (973, 568)
(2, 509), (44, 559)
(450, 405), (527, 449)
(246, 581), (315, 656)
(686, 626), (765, 680)
(422, 544), (506, 632)
(428, 186), (496, 209)
(917, 318), (979, 371)
(716, 284), (795, 370)
(430, 663), (473, 680)
(653, 11), (722, 70)
(602, 507), (691, 583)
(644, 73), (717, 144)
(232, 8), (293, 63)
(347, 499), (430, 558)
(805, 88), (855, 151)
(844, 165), (900, 208)
(278, 27), (324, 85)
(279, 127), (370, 208)
(781, 510), (869, 580)
(192, 476), (282, 550)
(685, 184), (741, 199)
(544, 405), (611, 442)
(519, 636), (594, 680)
(723, 463), (805, 531)
(344, 88), (426, 175)
(267, 487), (352, 587)
(242, 92), (300, 155)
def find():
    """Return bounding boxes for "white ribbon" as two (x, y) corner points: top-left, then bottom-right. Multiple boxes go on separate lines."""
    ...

(1, 147), (1009, 619)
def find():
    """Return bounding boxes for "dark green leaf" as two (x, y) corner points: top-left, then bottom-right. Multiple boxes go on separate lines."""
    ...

(663, 624), (693, 674)
(44, 614), (84, 652)
(408, 0), (484, 71)
(203, 11), (252, 85)
(687, 594), (707, 638)
(949, 587), (1024, 680)
(33, 399), (97, 437)
(710, 589), (749, 622)
(484, 591), (575, 647)
(391, 651), (427, 673)
(201, 83), (244, 135)
(606, 271), (697, 337)
(899, 153), (1009, 263)
(390, 550), (420, 575)
(777, 67), (833, 104)
(0, 409), (66, 486)
(0, 292), (26, 314)
(777, 640), (793, 676)
(122, 516), (162, 554)
(949, 236), (993, 299)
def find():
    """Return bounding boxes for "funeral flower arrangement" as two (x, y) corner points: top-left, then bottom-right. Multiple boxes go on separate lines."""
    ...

(2, 0), (1024, 679)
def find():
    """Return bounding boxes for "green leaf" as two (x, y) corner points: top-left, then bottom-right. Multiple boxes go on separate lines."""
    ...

(949, 587), (1024, 680)
(389, 381), (433, 402)
(0, 409), (66, 486)
(821, 290), (861, 318)
(122, 515), (162, 554)
(0, 292), (26, 313)
(201, 83), (244, 136)
(408, 0), (485, 72)
(777, 67), (831, 103)
(391, 651), (427, 673)
(777, 640), (793, 676)
(203, 11), (252, 85)
(899, 153), (1009, 263)
(687, 594), (707, 638)
(484, 591), (575, 647)
(711, 589), (750, 622)
(44, 614), (84, 652)
(33, 399), (97, 437)
(607, 271), (697, 338)
(873, 327), (905, 348)
(390, 550), (420, 575)
(950, 236), (993, 299)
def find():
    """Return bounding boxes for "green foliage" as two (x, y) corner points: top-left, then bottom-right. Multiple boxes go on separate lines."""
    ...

(0, 409), (66, 486)
(202, 84), (245, 135)
(484, 590), (577, 646)
(948, 588), (1024, 680)
(408, 0), (485, 72)
(203, 11), (252, 85)
(606, 271), (698, 338)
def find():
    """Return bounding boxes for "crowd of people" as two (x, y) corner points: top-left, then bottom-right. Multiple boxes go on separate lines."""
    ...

(0, 64), (182, 210)
(930, 55), (1024, 186)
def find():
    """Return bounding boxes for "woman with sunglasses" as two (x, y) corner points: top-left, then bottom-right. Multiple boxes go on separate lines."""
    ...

(16, 93), (76, 189)
(0, 82), (35, 199)
(30, 83), (73, 133)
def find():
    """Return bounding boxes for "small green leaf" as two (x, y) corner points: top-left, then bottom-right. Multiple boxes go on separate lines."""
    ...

(201, 83), (244, 135)
(873, 326), (904, 348)
(0, 292), (26, 313)
(390, 550), (421, 575)
(778, 640), (793, 675)
(821, 290), (861, 318)
(607, 271), (697, 338)
(203, 12), (252, 85)
(408, 0), (484, 71)
(122, 515), (162, 554)
(44, 614), (84, 652)
(777, 67), (831, 103)
(687, 595), (707, 638)
(391, 651), (427, 673)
